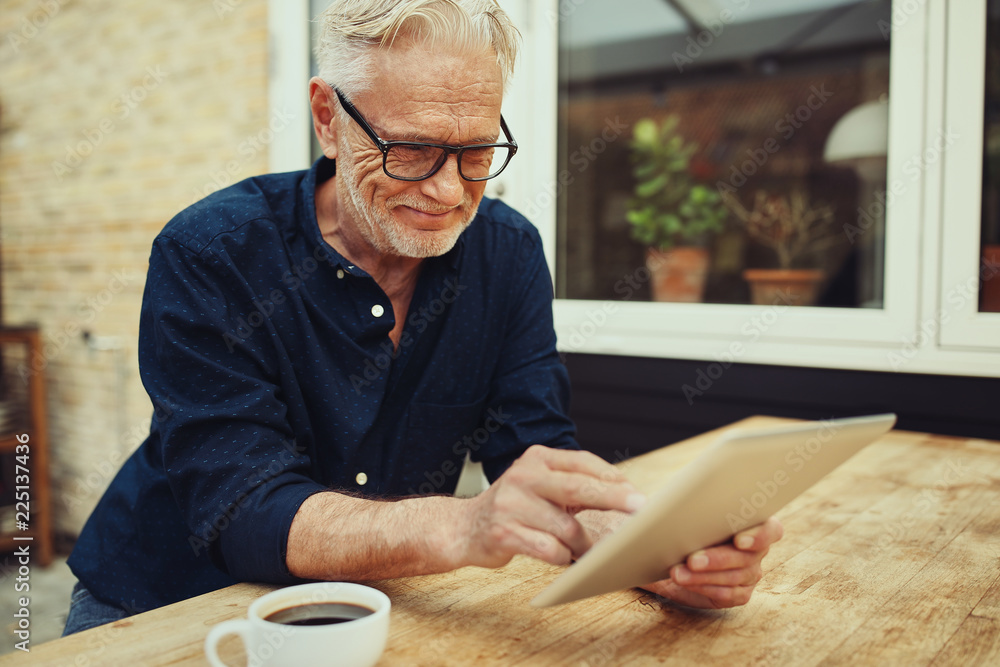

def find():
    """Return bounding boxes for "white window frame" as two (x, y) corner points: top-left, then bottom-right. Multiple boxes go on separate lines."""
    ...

(518, 0), (996, 377)
(936, 0), (1000, 350)
(273, 0), (1000, 378)
(538, 3), (925, 349)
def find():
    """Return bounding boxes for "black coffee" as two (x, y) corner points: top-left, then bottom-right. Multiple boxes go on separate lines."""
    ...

(264, 602), (374, 626)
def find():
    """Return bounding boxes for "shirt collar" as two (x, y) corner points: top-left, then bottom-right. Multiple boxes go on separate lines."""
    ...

(300, 156), (464, 273)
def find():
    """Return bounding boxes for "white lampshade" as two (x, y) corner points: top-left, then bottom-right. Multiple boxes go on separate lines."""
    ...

(824, 100), (889, 181)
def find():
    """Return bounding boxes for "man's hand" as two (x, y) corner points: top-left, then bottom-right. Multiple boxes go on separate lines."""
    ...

(456, 445), (645, 569)
(287, 445), (642, 582)
(641, 516), (784, 609)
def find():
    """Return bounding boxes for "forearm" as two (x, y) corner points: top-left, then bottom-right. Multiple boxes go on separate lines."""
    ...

(285, 446), (645, 581)
(286, 491), (467, 581)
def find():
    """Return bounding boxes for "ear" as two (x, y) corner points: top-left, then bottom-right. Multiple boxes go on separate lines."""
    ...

(309, 77), (340, 160)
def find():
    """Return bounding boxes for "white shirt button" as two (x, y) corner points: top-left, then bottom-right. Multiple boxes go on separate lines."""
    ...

(356, 472), (368, 485)
(336, 269), (345, 279)
(371, 304), (385, 318)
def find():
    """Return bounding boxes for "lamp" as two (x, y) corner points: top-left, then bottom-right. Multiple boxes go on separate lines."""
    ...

(824, 99), (889, 180)
(824, 98), (890, 308)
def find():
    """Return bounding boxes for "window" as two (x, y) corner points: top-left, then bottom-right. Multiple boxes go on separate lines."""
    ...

(982, 0), (1000, 313)
(557, 0), (892, 308)
(280, 0), (999, 372)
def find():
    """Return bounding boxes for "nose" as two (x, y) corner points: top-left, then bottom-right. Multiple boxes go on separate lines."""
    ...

(418, 154), (465, 208)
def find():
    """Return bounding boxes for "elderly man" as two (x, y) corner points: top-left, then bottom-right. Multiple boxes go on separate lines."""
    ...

(64, 0), (781, 635)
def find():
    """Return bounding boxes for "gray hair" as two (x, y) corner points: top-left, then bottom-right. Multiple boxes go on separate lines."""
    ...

(314, 0), (520, 97)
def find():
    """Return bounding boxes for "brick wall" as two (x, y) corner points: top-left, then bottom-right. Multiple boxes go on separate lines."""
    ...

(0, 0), (272, 536)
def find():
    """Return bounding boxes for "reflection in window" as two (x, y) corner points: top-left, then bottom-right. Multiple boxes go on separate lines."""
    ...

(557, 0), (891, 308)
(983, 0), (1000, 313)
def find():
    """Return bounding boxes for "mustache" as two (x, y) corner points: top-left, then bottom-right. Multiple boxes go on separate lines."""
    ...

(386, 194), (471, 215)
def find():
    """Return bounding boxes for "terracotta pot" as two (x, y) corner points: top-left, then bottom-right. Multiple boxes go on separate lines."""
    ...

(983, 245), (1000, 313)
(743, 269), (825, 306)
(646, 247), (710, 303)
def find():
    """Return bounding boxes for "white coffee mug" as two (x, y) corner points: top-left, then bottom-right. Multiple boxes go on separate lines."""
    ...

(204, 582), (391, 667)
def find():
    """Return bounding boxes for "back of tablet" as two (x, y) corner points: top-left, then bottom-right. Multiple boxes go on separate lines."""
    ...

(531, 413), (897, 607)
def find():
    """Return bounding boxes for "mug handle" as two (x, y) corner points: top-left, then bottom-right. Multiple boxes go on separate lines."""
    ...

(205, 619), (254, 667)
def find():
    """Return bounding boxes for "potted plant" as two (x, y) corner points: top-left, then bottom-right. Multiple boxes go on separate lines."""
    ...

(626, 116), (728, 302)
(721, 189), (839, 306)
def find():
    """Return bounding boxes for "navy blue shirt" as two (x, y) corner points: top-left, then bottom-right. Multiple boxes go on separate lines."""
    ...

(68, 157), (578, 612)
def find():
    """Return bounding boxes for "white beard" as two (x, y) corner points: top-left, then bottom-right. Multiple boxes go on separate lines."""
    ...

(337, 156), (479, 259)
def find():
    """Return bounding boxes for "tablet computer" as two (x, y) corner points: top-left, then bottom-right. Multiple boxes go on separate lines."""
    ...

(530, 413), (897, 607)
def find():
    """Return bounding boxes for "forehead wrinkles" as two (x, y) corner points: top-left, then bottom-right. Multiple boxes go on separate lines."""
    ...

(360, 93), (502, 144)
(399, 99), (502, 142)
(360, 45), (503, 142)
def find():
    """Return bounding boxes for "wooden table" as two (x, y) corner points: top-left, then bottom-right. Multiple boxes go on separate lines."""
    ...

(17, 417), (1000, 666)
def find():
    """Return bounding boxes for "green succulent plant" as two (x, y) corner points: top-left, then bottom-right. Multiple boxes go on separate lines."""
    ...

(626, 116), (728, 251)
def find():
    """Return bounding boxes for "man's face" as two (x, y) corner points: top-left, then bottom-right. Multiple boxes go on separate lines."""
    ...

(333, 43), (504, 258)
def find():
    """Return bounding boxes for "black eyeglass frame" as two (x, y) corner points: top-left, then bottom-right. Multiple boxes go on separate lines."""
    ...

(334, 88), (518, 182)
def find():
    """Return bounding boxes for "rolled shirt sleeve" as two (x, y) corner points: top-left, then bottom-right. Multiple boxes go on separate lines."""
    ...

(143, 236), (325, 583)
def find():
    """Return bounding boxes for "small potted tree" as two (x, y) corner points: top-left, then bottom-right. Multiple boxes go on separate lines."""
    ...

(626, 116), (728, 302)
(721, 189), (839, 306)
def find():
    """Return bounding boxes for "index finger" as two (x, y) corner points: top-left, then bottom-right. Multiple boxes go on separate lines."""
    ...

(530, 445), (631, 484)
(525, 446), (644, 513)
(533, 469), (643, 514)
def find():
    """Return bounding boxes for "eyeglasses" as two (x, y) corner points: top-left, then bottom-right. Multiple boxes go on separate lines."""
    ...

(334, 88), (517, 182)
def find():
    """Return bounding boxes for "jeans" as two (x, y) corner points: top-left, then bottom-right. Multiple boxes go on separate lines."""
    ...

(61, 582), (134, 636)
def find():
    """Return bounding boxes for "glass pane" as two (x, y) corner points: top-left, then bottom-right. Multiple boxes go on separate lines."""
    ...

(557, 0), (892, 307)
(983, 0), (1000, 313)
